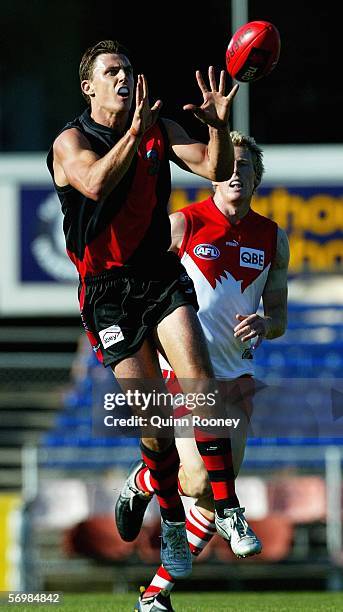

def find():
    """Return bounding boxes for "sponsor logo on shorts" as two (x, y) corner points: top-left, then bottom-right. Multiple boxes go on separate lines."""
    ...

(226, 239), (239, 247)
(99, 325), (124, 349)
(240, 247), (264, 270)
(194, 243), (220, 260)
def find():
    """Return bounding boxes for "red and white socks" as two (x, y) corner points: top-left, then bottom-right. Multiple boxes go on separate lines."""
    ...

(143, 505), (216, 599)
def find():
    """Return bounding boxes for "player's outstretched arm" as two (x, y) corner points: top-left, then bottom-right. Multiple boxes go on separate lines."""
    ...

(234, 228), (290, 345)
(164, 67), (238, 181)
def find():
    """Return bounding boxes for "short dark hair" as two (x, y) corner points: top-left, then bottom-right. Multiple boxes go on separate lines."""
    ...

(79, 40), (129, 103)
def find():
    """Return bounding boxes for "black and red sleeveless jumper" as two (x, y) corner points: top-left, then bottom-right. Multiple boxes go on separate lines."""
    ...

(46, 109), (172, 280)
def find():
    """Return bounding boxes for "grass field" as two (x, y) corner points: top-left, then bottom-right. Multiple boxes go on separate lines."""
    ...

(0, 592), (342, 611)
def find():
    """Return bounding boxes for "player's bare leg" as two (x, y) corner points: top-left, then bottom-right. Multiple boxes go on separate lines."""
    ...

(113, 338), (172, 452)
(155, 305), (241, 511)
(114, 338), (192, 578)
(154, 304), (214, 379)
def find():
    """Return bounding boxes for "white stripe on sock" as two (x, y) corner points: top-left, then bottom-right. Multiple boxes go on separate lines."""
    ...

(150, 574), (172, 590)
(187, 510), (215, 535)
(186, 529), (206, 548)
(190, 505), (215, 530)
(144, 469), (155, 493)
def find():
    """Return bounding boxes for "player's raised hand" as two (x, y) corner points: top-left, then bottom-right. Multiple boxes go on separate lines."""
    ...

(130, 74), (162, 136)
(183, 66), (239, 129)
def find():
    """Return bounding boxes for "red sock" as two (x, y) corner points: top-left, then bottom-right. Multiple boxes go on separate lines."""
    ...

(194, 429), (239, 516)
(140, 441), (184, 522)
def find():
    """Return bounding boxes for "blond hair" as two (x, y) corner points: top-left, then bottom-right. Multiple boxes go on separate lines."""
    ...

(230, 130), (264, 188)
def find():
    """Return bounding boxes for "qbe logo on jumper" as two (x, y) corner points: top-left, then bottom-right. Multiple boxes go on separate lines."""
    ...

(194, 243), (220, 260)
(240, 247), (264, 270)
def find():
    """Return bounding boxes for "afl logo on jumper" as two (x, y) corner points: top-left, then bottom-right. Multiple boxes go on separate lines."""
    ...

(194, 244), (220, 260)
(99, 324), (124, 349)
(240, 247), (264, 270)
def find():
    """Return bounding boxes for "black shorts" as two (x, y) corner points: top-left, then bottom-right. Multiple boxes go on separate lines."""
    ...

(79, 252), (198, 367)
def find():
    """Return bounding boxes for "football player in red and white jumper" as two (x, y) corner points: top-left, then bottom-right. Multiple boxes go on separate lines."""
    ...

(118, 131), (289, 612)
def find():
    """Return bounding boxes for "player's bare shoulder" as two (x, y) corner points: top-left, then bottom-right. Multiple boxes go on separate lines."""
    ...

(53, 128), (93, 162)
(52, 128), (97, 189)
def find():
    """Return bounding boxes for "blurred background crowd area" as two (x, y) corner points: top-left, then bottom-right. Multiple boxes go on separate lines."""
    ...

(0, 0), (343, 596)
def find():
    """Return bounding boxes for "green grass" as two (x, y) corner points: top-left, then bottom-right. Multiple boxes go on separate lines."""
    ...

(1, 592), (342, 611)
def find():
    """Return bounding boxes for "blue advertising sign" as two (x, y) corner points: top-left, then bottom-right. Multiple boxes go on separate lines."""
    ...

(19, 183), (343, 282)
(20, 186), (76, 283)
(170, 184), (343, 274)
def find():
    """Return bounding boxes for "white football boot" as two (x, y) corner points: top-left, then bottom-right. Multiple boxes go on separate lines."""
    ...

(215, 506), (262, 558)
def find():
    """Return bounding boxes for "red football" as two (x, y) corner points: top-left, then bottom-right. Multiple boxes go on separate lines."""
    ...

(226, 20), (280, 82)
